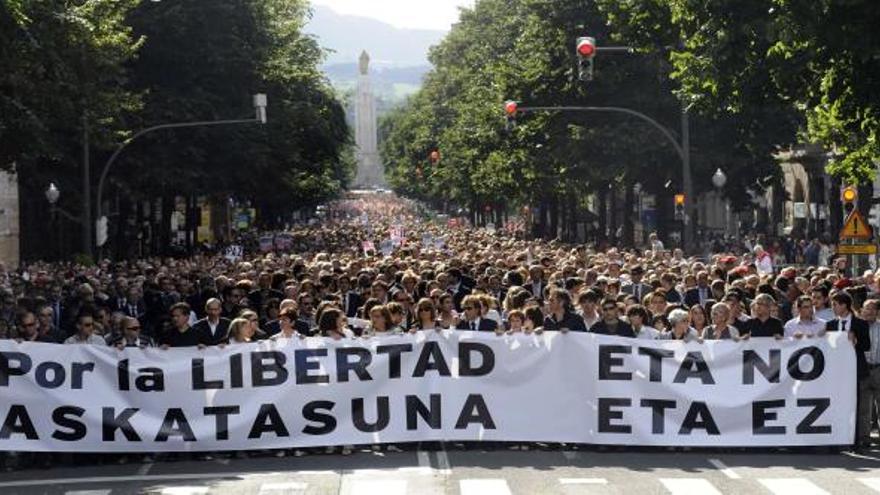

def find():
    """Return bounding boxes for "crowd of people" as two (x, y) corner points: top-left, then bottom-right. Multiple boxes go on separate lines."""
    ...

(1, 193), (878, 470)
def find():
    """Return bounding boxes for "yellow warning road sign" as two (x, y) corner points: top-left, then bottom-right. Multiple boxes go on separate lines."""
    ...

(840, 210), (873, 240)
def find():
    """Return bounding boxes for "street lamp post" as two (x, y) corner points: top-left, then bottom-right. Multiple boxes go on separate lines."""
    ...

(507, 103), (693, 250)
(94, 93), (267, 259)
(45, 183), (61, 260)
(712, 168), (730, 240)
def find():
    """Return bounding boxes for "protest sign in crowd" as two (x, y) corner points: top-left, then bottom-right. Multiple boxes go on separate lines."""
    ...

(0, 194), (877, 470)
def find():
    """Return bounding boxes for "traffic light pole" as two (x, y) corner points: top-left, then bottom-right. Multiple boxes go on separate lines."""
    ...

(514, 104), (692, 251)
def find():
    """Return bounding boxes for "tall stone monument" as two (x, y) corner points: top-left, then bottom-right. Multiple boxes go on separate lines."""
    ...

(353, 51), (387, 188)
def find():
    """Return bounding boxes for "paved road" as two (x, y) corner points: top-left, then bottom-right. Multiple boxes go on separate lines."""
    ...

(3, 445), (880, 494)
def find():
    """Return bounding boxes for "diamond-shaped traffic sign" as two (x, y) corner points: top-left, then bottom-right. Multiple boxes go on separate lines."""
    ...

(840, 210), (873, 240)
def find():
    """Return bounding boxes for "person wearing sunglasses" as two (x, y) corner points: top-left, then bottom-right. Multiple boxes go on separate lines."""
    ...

(110, 316), (155, 349)
(588, 299), (635, 337)
(455, 295), (498, 332)
(63, 311), (107, 345)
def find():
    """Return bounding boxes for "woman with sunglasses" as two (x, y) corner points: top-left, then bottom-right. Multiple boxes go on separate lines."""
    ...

(412, 298), (439, 332)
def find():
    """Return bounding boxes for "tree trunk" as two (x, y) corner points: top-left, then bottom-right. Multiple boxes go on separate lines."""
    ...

(623, 182), (635, 247)
(609, 185), (618, 247)
(597, 187), (607, 243)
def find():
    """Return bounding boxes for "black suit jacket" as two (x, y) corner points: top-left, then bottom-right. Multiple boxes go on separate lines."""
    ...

(192, 317), (231, 346)
(342, 291), (363, 318)
(826, 316), (871, 379)
(455, 318), (499, 332)
(451, 285), (472, 312)
(683, 287), (711, 308)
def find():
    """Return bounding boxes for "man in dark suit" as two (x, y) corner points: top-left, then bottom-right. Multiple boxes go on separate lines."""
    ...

(191, 298), (230, 346)
(447, 268), (472, 312)
(455, 295), (498, 332)
(338, 276), (363, 318)
(826, 291), (871, 449)
(526, 265), (547, 304)
(684, 271), (712, 308)
(621, 266), (651, 304)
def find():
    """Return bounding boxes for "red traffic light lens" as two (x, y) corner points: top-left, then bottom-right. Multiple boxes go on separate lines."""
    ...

(577, 40), (595, 57)
(504, 101), (518, 116)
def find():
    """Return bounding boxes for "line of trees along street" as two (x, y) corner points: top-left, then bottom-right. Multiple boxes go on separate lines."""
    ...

(1, 0), (352, 261)
(381, 0), (876, 245)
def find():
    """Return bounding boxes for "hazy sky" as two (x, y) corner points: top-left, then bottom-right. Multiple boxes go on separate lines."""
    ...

(312, 0), (476, 31)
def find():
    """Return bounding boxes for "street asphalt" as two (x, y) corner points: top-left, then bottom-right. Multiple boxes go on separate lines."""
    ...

(2, 444), (880, 494)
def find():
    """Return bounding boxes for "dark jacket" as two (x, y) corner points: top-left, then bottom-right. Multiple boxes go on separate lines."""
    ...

(826, 316), (871, 379)
(455, 318), (498, 332)
(589, 319), (636, 337)
(684, 286), (711, 308)
(191, 317), (231, 346)
(543, 311), (588, 332)
(341, 291), (363, 318)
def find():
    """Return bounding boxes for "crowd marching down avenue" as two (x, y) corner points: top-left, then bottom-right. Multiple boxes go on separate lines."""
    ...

(1, 194), (880, 494)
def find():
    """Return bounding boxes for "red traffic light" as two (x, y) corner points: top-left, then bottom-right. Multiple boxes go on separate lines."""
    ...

(577, 38), (596, 58)
(504, 100), (518, 116)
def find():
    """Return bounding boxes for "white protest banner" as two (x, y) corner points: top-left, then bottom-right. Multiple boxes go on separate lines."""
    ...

(0, 333), (855, 452)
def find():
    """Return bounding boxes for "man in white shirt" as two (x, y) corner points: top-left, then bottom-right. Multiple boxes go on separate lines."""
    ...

(811, 286), (835, 321)
(784, 295), (826, 338)
(63, 312), (106, 345)
(576, 289), (601, 329)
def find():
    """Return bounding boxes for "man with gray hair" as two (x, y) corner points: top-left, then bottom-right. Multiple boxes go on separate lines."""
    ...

(191, 297), (230, 346)
(744, 293), (783, 338)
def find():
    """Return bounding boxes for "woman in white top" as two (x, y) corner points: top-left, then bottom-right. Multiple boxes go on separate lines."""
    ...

(412, 298), (440, 332)
(626, 305), (660, 339)
(363, 304), (393, 336)
(507, 310), (525, 334)
(436, 293), (458, 329)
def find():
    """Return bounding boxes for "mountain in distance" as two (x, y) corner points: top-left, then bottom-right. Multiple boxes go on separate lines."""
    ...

(306, 4), (446, 104)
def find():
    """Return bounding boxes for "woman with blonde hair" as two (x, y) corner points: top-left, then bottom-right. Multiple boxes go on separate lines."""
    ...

(226, 317), (254, 344)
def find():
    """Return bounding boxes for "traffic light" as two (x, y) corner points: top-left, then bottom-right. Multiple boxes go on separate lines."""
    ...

(576, 36), (596, 82)
(504, 100), (518, 130)
(842, 186), (858, 215)
(674, 194), (685, 221)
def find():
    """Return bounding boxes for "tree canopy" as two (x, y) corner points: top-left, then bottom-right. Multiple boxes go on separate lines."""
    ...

(1, 0), (351, 232)
(380, 0), (796, 240)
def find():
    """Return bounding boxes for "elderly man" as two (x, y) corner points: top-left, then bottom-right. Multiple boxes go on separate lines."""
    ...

(192, 298), (231, 346)
(744, 293), (784, 339)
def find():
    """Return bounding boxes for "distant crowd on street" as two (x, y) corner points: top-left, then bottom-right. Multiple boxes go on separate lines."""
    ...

(1, 193), (878, 469)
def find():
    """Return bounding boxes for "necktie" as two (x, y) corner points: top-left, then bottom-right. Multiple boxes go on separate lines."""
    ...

(841, 320), (847, 332)
(634, 285), (640, 301)
(471, 321), (476, 331)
